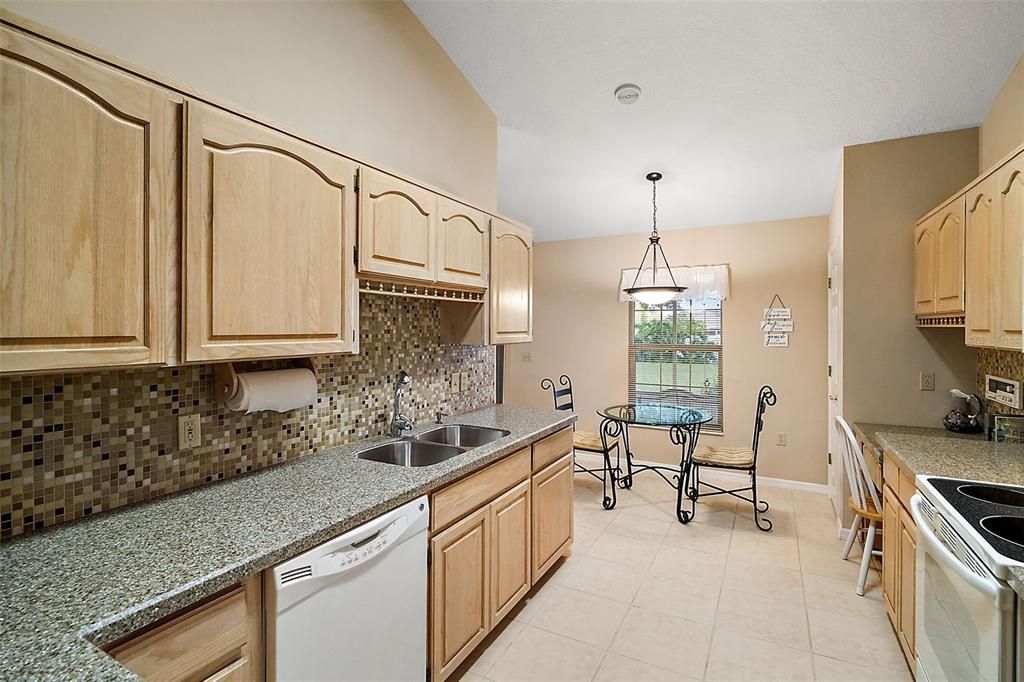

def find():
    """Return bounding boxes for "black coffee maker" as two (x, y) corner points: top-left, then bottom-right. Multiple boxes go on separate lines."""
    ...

(943, 388), (983, 434)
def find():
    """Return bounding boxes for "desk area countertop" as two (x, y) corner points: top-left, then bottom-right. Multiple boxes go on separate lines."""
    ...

(0, 405), (575, 681)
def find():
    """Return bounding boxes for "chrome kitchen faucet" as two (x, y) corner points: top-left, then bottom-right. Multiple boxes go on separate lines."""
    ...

(389, 370), (414, 437)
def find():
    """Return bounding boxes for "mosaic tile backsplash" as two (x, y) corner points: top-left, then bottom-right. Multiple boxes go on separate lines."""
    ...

(0, 295), (496, 540)
(977, 348), (1024, 417)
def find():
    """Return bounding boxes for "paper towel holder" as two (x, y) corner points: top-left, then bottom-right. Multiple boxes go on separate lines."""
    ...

(213, 358), (318, 403)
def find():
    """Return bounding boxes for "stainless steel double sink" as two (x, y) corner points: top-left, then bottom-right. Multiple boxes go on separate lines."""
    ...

(354, 424), (511, 467)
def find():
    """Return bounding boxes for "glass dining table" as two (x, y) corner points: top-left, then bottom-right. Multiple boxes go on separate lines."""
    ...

(596, 402), (713, 523)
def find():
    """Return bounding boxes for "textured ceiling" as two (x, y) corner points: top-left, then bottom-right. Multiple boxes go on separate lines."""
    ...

(408, 0), (1024, 241)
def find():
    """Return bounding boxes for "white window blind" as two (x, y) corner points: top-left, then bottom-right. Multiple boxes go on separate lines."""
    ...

(628, 298), (724, 432)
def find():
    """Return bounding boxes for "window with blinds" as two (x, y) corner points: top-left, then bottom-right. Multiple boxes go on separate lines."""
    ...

(628, 298), (723, 432)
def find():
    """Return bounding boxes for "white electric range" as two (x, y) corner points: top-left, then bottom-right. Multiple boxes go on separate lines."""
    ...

(913, 476), (1023, 682)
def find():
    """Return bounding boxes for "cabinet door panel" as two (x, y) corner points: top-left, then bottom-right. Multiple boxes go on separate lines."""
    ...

(898, 506), (916, 657)
(914, 219), (936, 316)
(431, 506), (490, 680)
(881, 485), (899, 622)
(934, 196), (965, 314)
(531, 453), (573, 583)
(0, 27), (174, 372)
(966, 178), (997, 347)
(490, 219), (533, 343)
(358, 169), (436, 282)
(997, 156), (1023, 350)
(491, 480), (531, 623)
(184, 101), (357, 361)
(437, 197), (488, 288)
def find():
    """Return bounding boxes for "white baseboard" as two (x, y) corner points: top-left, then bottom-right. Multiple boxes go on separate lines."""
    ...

(574, 452), (829, 495)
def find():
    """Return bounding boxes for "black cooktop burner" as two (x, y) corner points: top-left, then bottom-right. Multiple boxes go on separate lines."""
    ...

(927, 477), (1024, 563)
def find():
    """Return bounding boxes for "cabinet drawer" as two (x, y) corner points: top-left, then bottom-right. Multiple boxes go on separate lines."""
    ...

(862, 443), (882, 491)
(431, 448), (530, 533)
(110, 582), (258, 682)
(532, 428), (573, 472)
(883, 451), (901, 490)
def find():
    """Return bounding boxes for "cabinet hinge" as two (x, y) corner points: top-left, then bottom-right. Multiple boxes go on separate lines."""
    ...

(827, 276), (832, 289)
(353, 169), (360, 194)
(828, 452), (832, 465)
(352, 329), (356, 343)
(353, 245), (358, 266)
(828, 364), (832, 378)
(427, 547), (431, 566)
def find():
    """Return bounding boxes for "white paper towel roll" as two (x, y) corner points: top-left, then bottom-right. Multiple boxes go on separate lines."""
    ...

(224, 368), (317, 414)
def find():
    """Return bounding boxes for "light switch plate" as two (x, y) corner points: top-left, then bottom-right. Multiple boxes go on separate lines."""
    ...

(460, 372), (470, 393)
(178, 414), (201, 449)
(776, 432), (787, 447)
(450, 373), (460, 394)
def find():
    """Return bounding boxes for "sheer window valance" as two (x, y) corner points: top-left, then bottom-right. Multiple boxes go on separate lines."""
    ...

(618, 264), (731, 302)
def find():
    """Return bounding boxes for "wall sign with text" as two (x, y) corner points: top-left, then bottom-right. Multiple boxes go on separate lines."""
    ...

(762, 295), (792, 348)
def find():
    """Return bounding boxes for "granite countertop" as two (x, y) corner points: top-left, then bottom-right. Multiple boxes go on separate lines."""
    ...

(0, 405), (575, 680)
(854, 422), (1022, 485)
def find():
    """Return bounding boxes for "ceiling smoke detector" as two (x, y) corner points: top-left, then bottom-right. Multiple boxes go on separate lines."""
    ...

(614, 83), (641, 105)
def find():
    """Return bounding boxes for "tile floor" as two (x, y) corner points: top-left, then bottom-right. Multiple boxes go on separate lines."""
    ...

(453, 471), (913, 682)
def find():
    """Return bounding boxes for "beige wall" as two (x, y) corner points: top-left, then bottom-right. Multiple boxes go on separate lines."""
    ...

(841, 129), (979, 426)
(5, 0), (497, 209)
(504, 216), (829, 485)
(980, 55), (1024, 170)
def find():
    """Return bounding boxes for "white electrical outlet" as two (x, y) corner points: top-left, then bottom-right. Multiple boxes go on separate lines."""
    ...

(178, 414), (201, 449)
(521, 351), (532, 363)
(919, 372), (935, 391)
(460, 372), (470, 392)
(450, 373), (460, 394)
(776, 432), (787, 447)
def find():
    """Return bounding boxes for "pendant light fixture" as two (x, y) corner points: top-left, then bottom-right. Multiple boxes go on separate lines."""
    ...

(622, 172), (687, 305)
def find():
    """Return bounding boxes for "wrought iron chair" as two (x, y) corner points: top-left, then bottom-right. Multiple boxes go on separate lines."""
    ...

(541, 375), (620, 509)
(682, 385), (778, 531)
(835, 415), (884, 596)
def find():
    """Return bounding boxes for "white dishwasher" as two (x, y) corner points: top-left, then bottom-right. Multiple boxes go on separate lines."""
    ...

(267, 496), (429, 682)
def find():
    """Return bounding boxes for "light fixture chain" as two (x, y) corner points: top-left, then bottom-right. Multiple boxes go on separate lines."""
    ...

(651, 177), (658, 238)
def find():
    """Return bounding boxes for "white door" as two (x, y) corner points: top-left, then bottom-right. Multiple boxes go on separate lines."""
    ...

(827, 251), (844, 519)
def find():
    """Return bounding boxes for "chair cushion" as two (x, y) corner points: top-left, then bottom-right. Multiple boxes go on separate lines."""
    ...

(692, 446), (754, 468)
(573, 430), (605, 452)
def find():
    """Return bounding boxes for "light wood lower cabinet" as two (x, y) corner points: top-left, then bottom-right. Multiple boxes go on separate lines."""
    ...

(430, 505), (491, 681)
(429, 428), (574, 681)
(881, 453), (916, 674)
(490, 480), (531, 623)
(531, 453), (574, 583)
(0, 25), (177, 373)
(108, 577), (262, 682)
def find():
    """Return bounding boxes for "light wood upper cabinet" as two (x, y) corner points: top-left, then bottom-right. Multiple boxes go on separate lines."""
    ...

(966, 177), (998, 347)
(934, 196), (965, 314)
(531, 453), (573, 583)
(183, 101), (357, 362)
(437, 198), (489, 289)
(0, 26), (176, 373)
(490, 480), (531, 624)
(996, 153), (1023, 350)
(358, 168), (437, 283)
(490, 219), (534, 344)
(914, 218), (937, 316)
(430, 506), (490, 681)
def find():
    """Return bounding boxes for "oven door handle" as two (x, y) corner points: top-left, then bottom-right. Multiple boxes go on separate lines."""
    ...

(910, 494), (1010, 608)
